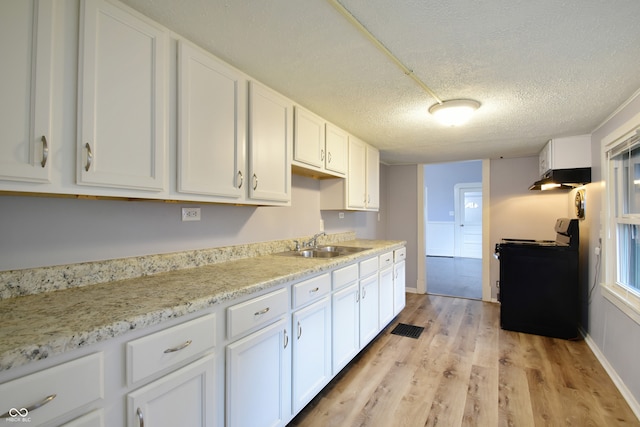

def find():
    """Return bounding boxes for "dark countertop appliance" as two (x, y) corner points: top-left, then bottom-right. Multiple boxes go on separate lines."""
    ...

(494, 218), (579, 339)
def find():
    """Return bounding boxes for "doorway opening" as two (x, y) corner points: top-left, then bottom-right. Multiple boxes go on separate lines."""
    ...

(423, 161), (484, 300)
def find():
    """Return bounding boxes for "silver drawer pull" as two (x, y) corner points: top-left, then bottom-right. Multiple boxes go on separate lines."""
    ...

(163, 340), (192, 353)
(84, 142), (93, 171)
(40, 135), (48, 168)
(237, 170), (243, 189)
(254, 307), (270, 316)
(1, 394), (56, 418)
(309, 287), (319, 293)
(137, 407), (145, 427)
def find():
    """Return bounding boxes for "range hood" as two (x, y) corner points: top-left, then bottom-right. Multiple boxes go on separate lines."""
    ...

(529, 167), (591, 191)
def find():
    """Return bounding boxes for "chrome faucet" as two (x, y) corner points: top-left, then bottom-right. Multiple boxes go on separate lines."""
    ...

(307, 232), (326, 248)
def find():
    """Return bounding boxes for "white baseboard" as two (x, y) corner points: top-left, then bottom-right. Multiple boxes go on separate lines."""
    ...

(583, 331), (640, 421)
(405, 287), (418, 294)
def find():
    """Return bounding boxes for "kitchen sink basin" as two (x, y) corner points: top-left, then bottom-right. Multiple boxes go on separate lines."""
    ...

(275, 245), (371, 258)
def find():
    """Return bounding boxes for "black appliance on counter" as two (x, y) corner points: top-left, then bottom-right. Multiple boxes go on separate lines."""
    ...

(494, 218), (579, 339)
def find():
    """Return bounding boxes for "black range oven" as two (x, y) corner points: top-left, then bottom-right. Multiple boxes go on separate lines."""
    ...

(494, 218), (579, 340)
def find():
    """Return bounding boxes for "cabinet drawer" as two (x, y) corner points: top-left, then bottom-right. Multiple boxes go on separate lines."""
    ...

(293, 273), (330, 309)
(127, 313), (216, 385)
(378, 251), (393, 269)
(332, 263), (358, 290)
(360, 256), (378, 278)
(0, 353), (103, 425)
(227, 288), (288, 339)
(394, 247), (406, 262)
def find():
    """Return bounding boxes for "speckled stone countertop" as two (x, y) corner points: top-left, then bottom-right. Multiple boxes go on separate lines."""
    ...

(0, 238), (405, 372)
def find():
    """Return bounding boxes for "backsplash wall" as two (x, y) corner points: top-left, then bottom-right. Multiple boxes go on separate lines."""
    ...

(0, 174), (383, 271)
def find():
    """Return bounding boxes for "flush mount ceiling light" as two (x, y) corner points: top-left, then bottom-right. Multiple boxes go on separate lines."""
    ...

(428, 99), (481, 127)
(327, 0), (481, 127)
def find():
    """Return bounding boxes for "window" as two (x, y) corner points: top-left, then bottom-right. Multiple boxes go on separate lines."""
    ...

(605, 129), (640, 321)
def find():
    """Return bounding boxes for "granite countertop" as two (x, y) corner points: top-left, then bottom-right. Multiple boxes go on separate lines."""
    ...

(0, 239), (404, 372)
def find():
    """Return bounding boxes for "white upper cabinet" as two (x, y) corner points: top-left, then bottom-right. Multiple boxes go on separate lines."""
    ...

(77, 0), (168, 192)
(324, 123), (348, 176)
(248, 81), (292, 205)
(177, 40), (246, 201)
(347, 136), (367, 209)
(293, 106), (325, 169)
(0, 0), (53, 183)
(365, 144), (380, 210)
(293, 106), (347, 178)
(538, 135), (591, 177)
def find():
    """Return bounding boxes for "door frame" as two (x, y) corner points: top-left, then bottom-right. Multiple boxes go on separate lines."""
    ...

(417, 161), (492, 301)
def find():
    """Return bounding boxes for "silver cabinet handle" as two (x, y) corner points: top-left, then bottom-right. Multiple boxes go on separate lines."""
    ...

(163, 339), (192, 353)
(362, 288), (366, 299)
(327, 152), (332, 164)
(237, 170), (243, 189)
(254, 307), (269, 316)
(309, 287), (319, 294)
(284, 329), (289, 348)
(137, 407), (145, 427)
(356, 290), (360, 302)
(1, 394), (56, 418)
(84, 143), (93, 172)
(252, 173), (258, 190)
(40, 135), (48, 168)
(297, 321), (302, 339)
(320, 149), (325, 161)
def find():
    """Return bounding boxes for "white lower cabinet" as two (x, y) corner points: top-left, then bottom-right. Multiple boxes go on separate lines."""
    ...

(61, 409), (104, 427)
(292, 296), (332, 413)
(394, 259), (407, 316)
(331, 282), (360, 375)
(0, 353), (103, 427)
(226, 317), (292, 427)
(378, 265), (394, 329)
(359, 273), (379, 347)
(127, 354), (215, 427)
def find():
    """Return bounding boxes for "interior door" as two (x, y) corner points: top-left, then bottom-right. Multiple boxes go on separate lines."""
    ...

(455, 184), (482, 258)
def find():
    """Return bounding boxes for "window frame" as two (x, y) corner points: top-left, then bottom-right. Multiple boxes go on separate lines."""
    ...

(603, 120), (640, 325)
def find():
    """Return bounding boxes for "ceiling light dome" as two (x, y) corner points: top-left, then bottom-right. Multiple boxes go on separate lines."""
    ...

(429, 99), (480, 126)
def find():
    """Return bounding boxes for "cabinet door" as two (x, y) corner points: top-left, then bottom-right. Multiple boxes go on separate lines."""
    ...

(378, 266), (394, 328)
(78, 0), (167, 191)
(292, 297), (332, 414)
(127, 354), (215, 427)
(331, 283), (359, 375)
(365, 145), (380, 210)
(347, 137), (366, 209)
(248, 81), (292, 204)
(0, 0), (53, 183)
(227, 317), (291, 427)
(393, 260), (406, 316)
(293, 106), (324, 169)
(359, 274), (379, 347)
(177, 40), (246, 201)
(324, 123), (347, 176)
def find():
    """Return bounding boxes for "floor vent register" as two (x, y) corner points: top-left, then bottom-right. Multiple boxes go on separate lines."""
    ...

(390, 323), (424, 339)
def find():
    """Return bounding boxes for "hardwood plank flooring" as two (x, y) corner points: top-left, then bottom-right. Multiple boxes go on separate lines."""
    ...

(288, 293), (639, 427)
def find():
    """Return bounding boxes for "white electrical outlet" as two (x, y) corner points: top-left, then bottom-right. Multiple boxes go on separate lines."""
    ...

(319, 219), (324, 232)
(339, 212), (344, 219)
(182, 207), (201, 221)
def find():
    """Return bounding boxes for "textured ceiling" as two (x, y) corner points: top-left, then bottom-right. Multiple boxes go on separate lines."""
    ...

(120, 0), (640, 165)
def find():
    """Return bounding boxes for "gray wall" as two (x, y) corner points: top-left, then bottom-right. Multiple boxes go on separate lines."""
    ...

(385, 165), (419, 290)
(488, 157), (569, 299)
(424, 160), (482, 221)
(0, 174), (382, 271)
(588, 94), (640, 403)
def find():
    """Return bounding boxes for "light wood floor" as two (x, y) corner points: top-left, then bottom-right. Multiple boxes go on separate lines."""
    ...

(288, 293), (639, 427)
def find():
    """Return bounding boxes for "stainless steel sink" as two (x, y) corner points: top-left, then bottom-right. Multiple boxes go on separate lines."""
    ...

(275, 245), (371, 258)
